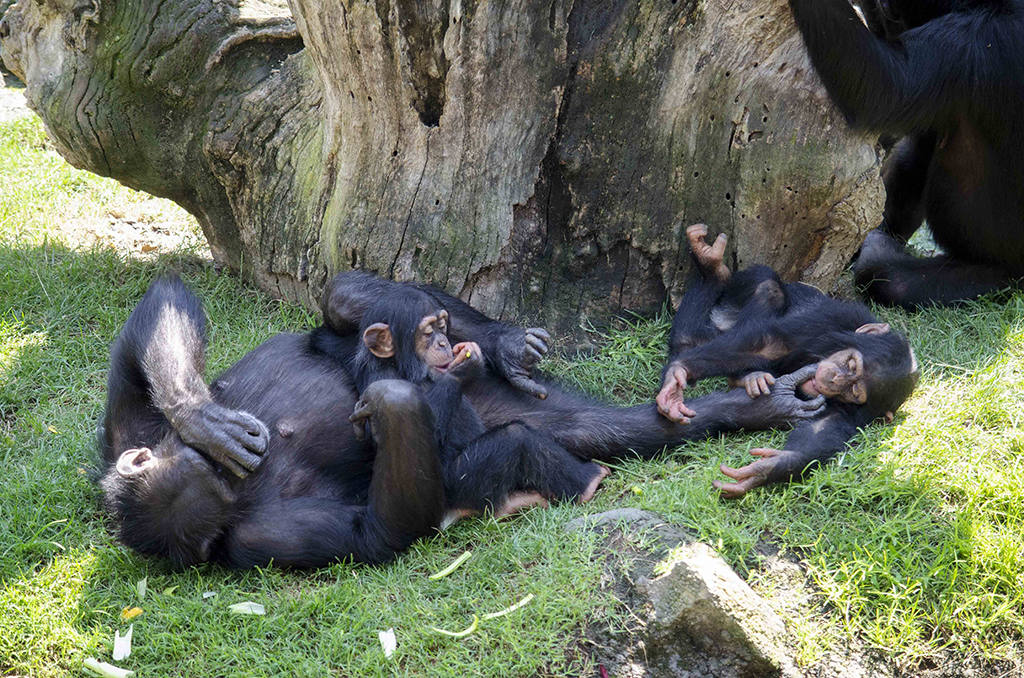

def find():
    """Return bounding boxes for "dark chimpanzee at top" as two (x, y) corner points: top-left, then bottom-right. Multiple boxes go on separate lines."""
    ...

(98, 273), (822, 569)
(787, 0), (1024, 308)
(657, 225), (919, 498)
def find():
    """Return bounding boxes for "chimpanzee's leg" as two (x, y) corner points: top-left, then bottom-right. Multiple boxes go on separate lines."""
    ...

(877, 133), (936, 242)
(854, 229), (1018, 309)
(443, 422), (608, 517)
(225, 380), (446, 568)
(667, 225), (730, 355)
(101, 276), (269, 477)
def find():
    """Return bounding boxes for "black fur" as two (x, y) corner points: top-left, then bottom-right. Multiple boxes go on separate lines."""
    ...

(97, 274), (826, 569)
(789, 0), (1024, 307)
(666, 264), (918, 486)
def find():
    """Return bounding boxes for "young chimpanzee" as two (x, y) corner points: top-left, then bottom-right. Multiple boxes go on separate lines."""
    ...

(657, 225), (919, 498)
(98, 273), (826, 569)
(788, 0), (1024, 308)
(347, 290), (609, 520)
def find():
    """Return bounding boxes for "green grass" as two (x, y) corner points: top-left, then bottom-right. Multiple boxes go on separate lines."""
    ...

(3, 112), (1024, 675)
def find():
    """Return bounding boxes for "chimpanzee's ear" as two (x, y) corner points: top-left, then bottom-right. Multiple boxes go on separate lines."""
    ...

(363, 323), (395, 358)
(855, 322), (890, 335)
(115, 448), (157, 478)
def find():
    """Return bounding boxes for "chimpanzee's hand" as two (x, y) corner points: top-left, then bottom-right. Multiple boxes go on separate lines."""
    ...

(656, 361), (697, 423)
(713, 448), (801, 499)
(739, 371), (775, 398)
(756, 364), (826, 425)
(171, 402), (269, 478)
(449, 342), (484, 383)
(349, 395), (374, 441)
(496, 327), (551, 399)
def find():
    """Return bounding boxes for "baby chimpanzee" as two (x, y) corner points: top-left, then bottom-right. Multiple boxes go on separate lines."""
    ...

(349, 290), (609, 521)
(658, 225), (919, 498)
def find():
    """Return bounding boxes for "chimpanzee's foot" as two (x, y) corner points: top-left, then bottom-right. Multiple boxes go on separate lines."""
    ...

(712, 447), (799, 499)
(686, 224), (731, 282)
(440, 508), (478, 529)
(493, 492), (550, 518)
(579, 465), (611, 503)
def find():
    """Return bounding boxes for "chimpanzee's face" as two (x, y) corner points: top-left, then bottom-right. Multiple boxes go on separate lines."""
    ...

(415, 310), (454, 374)
(799, 348), (868, 404)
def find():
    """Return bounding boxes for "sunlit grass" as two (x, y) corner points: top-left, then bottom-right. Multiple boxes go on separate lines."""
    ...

(3, 113), (1024, 674)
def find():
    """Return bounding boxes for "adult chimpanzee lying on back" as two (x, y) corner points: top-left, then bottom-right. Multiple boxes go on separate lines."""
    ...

(788, 0), (1024, 308)
(98, 274), (822, 569)
(656, 225), (919, 498)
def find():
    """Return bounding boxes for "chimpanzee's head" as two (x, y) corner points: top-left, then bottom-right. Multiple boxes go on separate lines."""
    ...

(356, 290), (455, 384)
(799, 322), (919, 420)
(101, 439), (233, 566)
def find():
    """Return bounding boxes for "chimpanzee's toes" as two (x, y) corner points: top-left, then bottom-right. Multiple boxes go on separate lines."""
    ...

(579, 465), (611, 503)
(493, 492), (550, 518)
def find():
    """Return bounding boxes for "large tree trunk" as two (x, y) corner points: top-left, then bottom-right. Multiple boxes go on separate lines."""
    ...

(1, 0), (882, 334)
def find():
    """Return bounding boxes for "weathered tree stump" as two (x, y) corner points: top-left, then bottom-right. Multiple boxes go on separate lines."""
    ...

(0, 0), (882, 333)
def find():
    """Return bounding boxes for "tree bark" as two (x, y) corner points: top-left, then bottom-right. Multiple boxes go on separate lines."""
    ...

(1, 0), (882, 335)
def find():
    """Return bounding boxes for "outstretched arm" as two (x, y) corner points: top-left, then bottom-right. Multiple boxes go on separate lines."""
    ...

(322, 271), (551, 398)
(789, 0), (989, 132)
(713, 408), (864, 498)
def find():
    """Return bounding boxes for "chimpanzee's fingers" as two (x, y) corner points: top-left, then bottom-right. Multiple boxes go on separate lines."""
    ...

(349, 400), (372, 439)
(525, 331), (549, 356)
(712, 477), (759, 499)
(527, 327), (551, 342)
(510, 375), (548, 400)
(223, 443), (263, 472)
(712, 480), (745, 499)
(524, 346), (544, 363)
(749, 447), (780, 458)
(234, 412), (269, 454)
(801, 395), (826, 413)
(719, 463), (758, 481)
(656, 383), (675, 412)
(669, 402), (692, 424)
(780, 363), (818, 388)
(710, 233), (728, 258)
(213, 452), (249, 478)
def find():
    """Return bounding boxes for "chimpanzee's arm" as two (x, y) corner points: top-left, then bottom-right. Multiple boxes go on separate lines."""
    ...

(423, 376), (466, 449)
(713, 409), (863, 498)
(667, 272), (727, 356)
(670, 324), (781, 383)
(105, 276), (269, 477)
(470, 366), (825, 461)
(788, 0), (991, 132)
(322, 271), (551, 398)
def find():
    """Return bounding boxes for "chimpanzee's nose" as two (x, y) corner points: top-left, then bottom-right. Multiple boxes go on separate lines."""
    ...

(0, 18), (9, 40)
